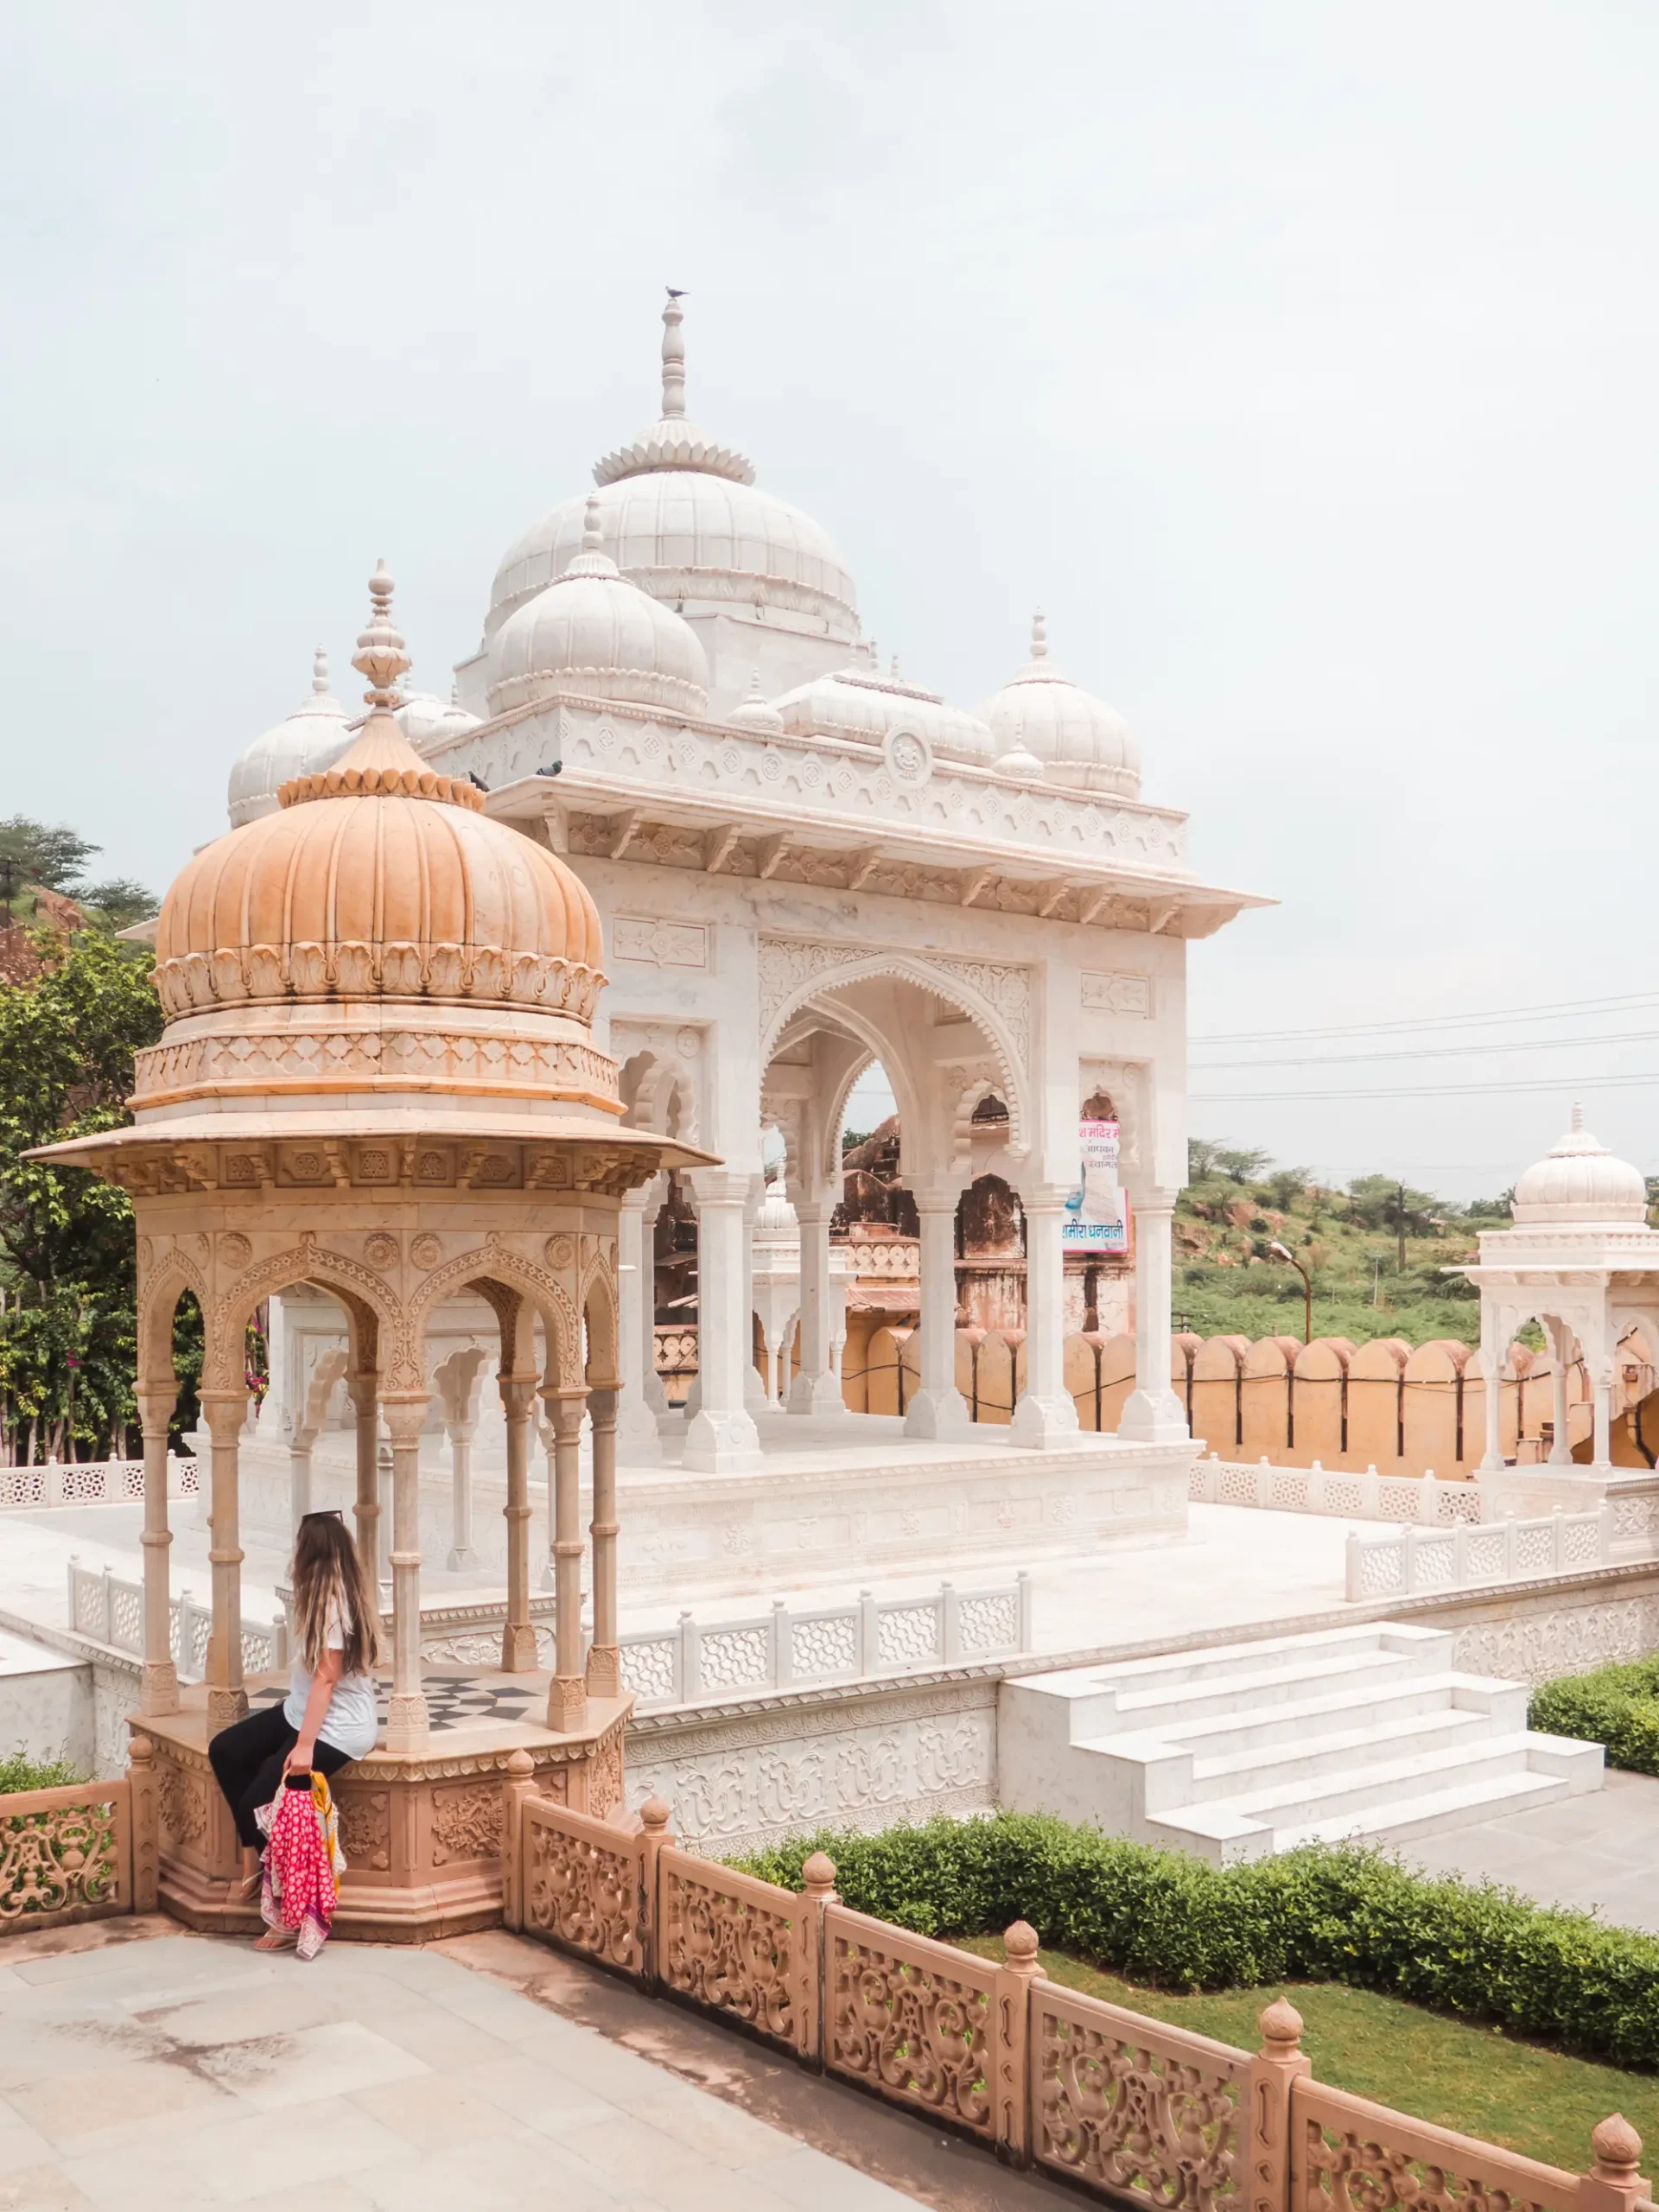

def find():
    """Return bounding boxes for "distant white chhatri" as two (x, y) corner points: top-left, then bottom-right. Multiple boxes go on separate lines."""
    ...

(226, 647), (351, 827)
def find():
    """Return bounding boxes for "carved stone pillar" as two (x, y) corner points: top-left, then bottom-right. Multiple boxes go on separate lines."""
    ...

(1117, 1192), (1189, 1445)
(585, 1386), (620, 1698)
(200, 1391), (249, 1733)
(1547, 1319), (1573, 1464)
(544, 1390), (588, 1731)
(906, 1192), (969, 1438)
(381, 1396), (429, 1751)
(498, 1373), (538, 1672)
(1478, 1337), (1504, 1471)
(616, 1187), (664, 1464)
(684, 1171), (762, 1471)
(743, 1174), (767, 1414)
(136, 1385), (179, 1719)
(1011, 1194), (1081, 1446)
(347, 1368), (381, 1576)
(287, 1427), (315, 1538)
(432, 1344), (487, 1573)
(787, 1197), (847, 1418)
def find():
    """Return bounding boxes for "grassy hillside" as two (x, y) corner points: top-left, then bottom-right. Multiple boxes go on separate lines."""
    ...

(1173, 1144), (1516, 1348)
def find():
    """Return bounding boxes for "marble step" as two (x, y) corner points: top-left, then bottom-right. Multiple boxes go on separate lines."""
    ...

(1271, 1769), (1574, 1854)
(1083, 1622), (1454, 1698)
(1078, 1673), (1528, 1765)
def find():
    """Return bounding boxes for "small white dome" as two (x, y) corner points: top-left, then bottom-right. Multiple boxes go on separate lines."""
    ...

(979, 614), (1140, 797)
(487, 497), (709, 717)
(395, 687), (481, 752)
(226, 649), (352, 828)
(728, 671), (785, 734)
(772, 664), (995, 764)
(994, 741), (1046, 782)
(1511, 1103), (1648, 1224)
(752, 1173), (799, 1249)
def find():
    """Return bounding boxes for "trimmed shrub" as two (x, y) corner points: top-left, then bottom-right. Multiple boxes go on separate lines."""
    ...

(736, 1813), (1659, 2071)
(1529, 1657), (1659, 1777)
(0, 1749), (82, 1794)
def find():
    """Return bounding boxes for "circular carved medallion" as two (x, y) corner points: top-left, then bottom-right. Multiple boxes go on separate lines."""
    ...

(218, 1232), (251, 1271)
(883, 728), (932, 788)
(675, 1026), (701, 1058)
(544, 1235), (576, 1271)
(137, 1236), (154, 1270)
(363, 1232), (399, 1271)
(410, 1233), (443, 1270)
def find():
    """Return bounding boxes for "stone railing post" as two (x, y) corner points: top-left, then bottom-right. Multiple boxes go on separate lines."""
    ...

(994, 1920), (1041, 2165)
(128, 1732), (158, 1914)
(801, 1850), (838, 2071)
(1581, 2116), (1648, 2212)
(1016, 1569), (1033, 1651)
(1249, 1998), (1310, 2212)
(638, 1796), (673, 1989)
(499, 1749), (536, 1932)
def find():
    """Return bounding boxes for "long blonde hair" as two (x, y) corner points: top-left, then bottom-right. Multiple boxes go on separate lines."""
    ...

(291, 1513), (380, 1676)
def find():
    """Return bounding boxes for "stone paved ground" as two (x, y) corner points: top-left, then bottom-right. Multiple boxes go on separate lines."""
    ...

(0, 1920), (1076, 2212)
(1402, 1764), (1659, 1931)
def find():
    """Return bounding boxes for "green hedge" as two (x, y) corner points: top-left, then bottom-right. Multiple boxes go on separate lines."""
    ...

(1529, 1657), (1659, 1776)
(736, 1813), (1659, 2071)
(0, 1750), (82, 1795)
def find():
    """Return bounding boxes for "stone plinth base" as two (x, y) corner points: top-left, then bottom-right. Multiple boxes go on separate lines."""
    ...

(134, 1669), (629, 1944)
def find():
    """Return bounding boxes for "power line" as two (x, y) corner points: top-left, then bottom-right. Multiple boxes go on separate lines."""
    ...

(1191, 988), (1659, 1046)
(1192, 1068), (1659, 1103)
(1192, 1026), (1659, 1071)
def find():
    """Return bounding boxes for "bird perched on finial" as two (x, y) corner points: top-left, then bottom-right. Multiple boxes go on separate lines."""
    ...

(666, 287), (688, 298)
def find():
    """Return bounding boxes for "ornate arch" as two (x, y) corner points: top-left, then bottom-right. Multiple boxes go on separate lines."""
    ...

(757, 939), (1031, 1157)
(615, 1027), (702, 1145)
(949, 1072), (1013, 1179)
(581, 1260), (620, 1383)
(408, 1238), (584, 1390)
(212, 1238), (395, 1392)
(137, 1242), (209, 1390)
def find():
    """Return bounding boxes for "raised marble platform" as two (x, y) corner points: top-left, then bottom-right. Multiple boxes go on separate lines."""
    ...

(222, 1409), (1195, 1603)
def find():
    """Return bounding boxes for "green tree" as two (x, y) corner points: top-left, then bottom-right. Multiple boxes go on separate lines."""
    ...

(1215, 1146), (1272, 1184)
(0, 926), (162, 1461)
(0, 816), (102, 897)
(1186, 1137), (1226, 1182)
(79, 878), (161, 929)
(1346, 1174), (1440, 1236)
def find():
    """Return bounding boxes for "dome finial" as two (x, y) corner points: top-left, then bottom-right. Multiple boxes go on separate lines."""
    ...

(1031, 609), (1048, 662)
(353, 561), (410, 710)
(1572, 1099), (1585, 1134)
(312, 645), (330, 696)
(582, 494), (604, 556)
(662, 289), (687, 421)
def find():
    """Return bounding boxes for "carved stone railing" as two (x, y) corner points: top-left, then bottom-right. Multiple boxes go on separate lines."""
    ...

(67, 1560), (285, 1678)
(0, 1738), (158, 1934)
(1344, 1510), (1610, 1601)
(0, 1455), (198, 1511)
(505, 1784), (1652, 2210)
(1194, 1455), (1484, 1523)
(619, 1574), (1032, 1710)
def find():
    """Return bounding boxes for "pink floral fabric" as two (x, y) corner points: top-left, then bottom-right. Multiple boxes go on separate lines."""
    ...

(256, 1773), (346, 1961)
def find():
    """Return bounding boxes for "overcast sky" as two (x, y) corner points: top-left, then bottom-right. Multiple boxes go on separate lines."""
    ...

(4, 2), (1655, 1201)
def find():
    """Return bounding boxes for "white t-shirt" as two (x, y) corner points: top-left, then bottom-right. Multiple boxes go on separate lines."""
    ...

(283, 1601), (378, 1761)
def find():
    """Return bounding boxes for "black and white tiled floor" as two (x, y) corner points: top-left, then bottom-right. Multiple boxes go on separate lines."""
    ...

(251, 1670), (543, 1732)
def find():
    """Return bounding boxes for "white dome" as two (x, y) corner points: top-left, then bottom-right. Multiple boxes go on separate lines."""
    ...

(772, 665), (995, 764)
(226, 649), (352, 828)
(979, 614), (1140, 798)
(487, 296), (858, 645)
(1511, 1104), (1648, 1225)
(728, 671), (785, 734)
(395, 688), (480, 751)
(994, 741), (1046, 782)
(487, 498), (709, 717)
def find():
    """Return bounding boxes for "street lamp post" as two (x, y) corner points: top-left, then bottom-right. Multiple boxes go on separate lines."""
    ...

(1268, 1240), (1313, 1344)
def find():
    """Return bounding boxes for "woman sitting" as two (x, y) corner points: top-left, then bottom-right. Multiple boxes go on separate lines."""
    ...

(207, 1509), (380, 1948)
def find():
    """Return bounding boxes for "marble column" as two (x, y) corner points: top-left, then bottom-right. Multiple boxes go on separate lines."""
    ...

(432, 1345), (486, 1572)
(498, 1373), (538, 1672)
(616, 1187), (664, 1464)
(743, 1175), (767, 1414)
(287, 1428), (315, 1539)
(381, 1396), (429, 1751)
(1478, 1338), (1504, 1471)
(347, 1368), (380, 1577)
(1010, 1194), (1082, 1446)
(684, 1170), (763, 1471)
(906, 1191), (970, 1439)
(1117, 1192), (1190, 1444)
(544, 1390), (588, 1729)
(585, 1387), (620, 1698)
(136, 1384), (179, 1719)
(1547, 1319), (1573, 1463)
(200, 1390), (249, 1732)
(787, 1197), (848, 1417)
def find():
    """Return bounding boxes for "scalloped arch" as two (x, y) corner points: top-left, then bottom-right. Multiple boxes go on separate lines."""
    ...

(408, 1241), (584, 1389)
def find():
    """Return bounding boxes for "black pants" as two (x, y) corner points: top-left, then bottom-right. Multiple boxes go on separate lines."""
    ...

(208, 1702), (352, 1850)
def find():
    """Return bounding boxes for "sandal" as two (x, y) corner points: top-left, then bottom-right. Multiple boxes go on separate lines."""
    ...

(233, 1871), (263, 1905)
(254, 1929), (298, 1953)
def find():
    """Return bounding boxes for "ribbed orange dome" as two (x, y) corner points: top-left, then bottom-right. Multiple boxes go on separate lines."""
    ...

(154, 716), (604, 1021)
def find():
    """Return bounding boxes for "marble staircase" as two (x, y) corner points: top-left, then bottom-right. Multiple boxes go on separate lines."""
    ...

(997, 1621), (1603, 1863)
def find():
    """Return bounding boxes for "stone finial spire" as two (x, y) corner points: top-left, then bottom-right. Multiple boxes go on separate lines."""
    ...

(1571, 1100), (1585, 1134)
(582, 493), (604, 555)
(353, 561), (410, 710)
(1031, 610), (1048, 661)
(312, 645), (330, 695)
(564, 494), (620, 582)
(661, 289), (687, 420)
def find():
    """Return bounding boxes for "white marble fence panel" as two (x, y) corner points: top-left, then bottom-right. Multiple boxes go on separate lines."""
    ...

(65, 1559), (285, 1680)
(1344, 1510), (1611, 1602)
(619, 1573), (1032, 1712)
(1192, 1455), (1484, 1523)
(0, 1456), (198, 1511)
